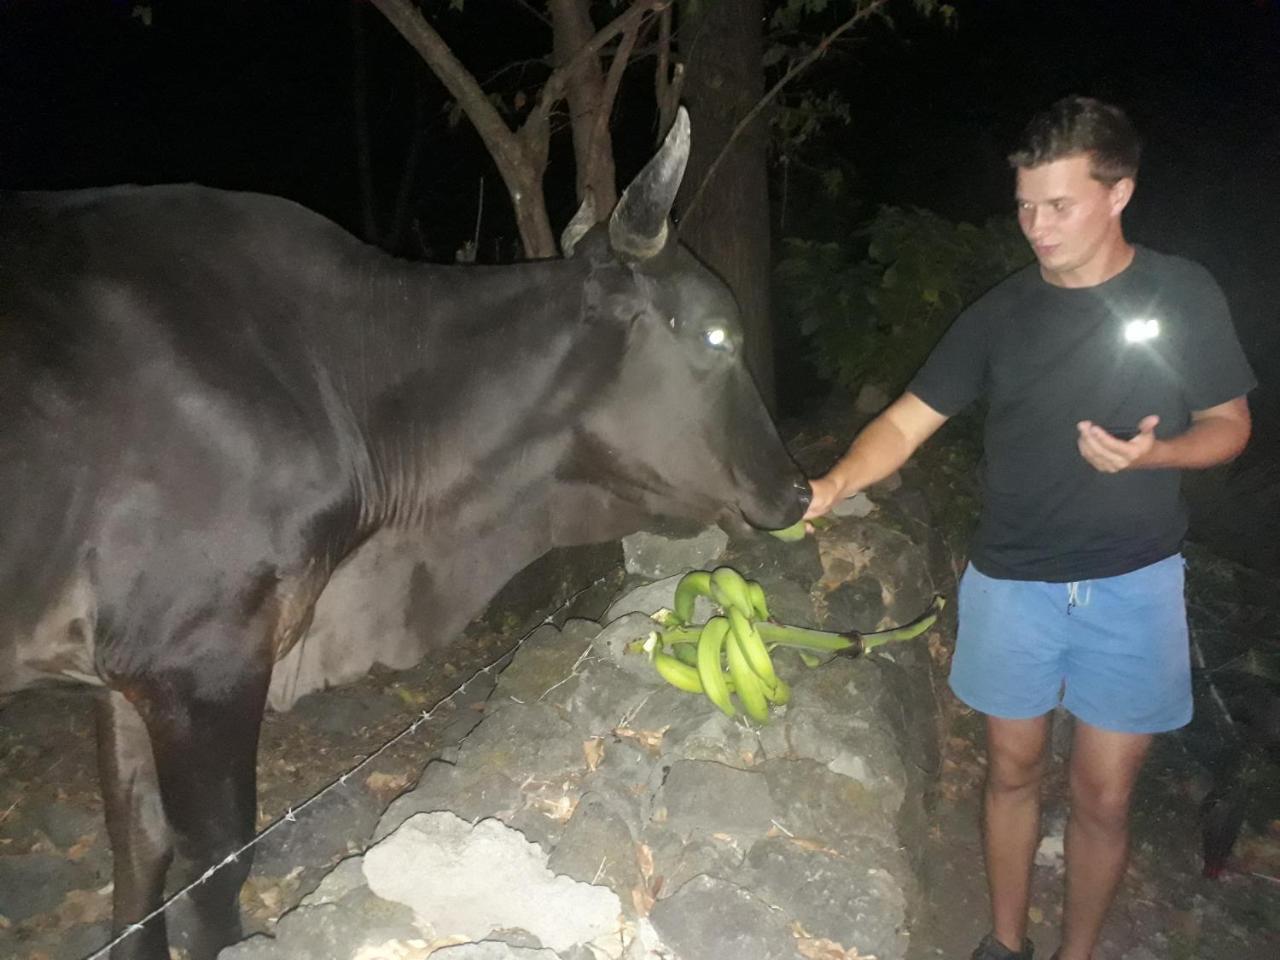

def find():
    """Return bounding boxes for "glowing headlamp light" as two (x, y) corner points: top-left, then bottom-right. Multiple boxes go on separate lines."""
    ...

(1123, 318), (1160, 343)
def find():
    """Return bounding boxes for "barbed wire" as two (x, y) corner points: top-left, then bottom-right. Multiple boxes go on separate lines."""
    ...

(85, 575), (610, 960)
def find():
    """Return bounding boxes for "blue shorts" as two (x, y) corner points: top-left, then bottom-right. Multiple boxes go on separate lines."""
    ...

(948, 554), (1192, 734)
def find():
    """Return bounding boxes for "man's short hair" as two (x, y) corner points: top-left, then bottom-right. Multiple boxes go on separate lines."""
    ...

(1008, 96), (1141, 185)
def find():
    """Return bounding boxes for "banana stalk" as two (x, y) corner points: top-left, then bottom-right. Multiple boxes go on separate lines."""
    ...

(754, 594), (945, 657)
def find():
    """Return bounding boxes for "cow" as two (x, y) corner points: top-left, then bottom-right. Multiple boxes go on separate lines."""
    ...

(0, 108), (808, 960)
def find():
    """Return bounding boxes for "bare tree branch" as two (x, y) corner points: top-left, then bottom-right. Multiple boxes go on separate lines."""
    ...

(368, 0), (525, 175)
(534, 0), (666, 125)
(679, 0), (891, 226)
(586, 11), (644, 198)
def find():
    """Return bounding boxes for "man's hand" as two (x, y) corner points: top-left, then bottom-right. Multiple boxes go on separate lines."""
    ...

(1076, 415), (1160, 473)
(804, 475), (848, 521)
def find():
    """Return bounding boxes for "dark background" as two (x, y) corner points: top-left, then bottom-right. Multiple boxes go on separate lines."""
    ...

(3, 0), (1278, 563)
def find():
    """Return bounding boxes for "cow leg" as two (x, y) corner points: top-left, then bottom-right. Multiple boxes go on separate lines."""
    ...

(139, 663), (271, 960)
(95, 690), (175, 960)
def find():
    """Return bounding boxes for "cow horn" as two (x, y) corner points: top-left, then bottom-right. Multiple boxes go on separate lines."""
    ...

(609, 106), (690, 260)
(560, 188), (598, 257)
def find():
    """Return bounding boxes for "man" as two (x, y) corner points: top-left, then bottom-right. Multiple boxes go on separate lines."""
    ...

(804, 96), (1254, 960)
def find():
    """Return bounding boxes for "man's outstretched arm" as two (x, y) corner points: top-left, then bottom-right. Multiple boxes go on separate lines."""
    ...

(805, 392), (950, 519)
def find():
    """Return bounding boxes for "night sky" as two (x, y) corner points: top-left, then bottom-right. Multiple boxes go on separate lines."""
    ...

(3, 0), (1279, 555)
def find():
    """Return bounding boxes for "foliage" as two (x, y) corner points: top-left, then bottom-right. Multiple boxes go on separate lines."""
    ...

(775, 205), (1033, 396)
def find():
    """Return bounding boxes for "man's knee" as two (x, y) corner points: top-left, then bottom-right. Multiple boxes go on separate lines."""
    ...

(988, 749), (1047, 794)
(985, 715), (1050, 793)
(1069, 772), (1136, 830)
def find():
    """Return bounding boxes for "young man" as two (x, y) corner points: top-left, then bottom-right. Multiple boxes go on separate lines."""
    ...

(804, 97), (1254, 960)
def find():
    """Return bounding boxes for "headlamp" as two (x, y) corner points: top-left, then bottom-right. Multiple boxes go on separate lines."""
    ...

(1123, 318), (1160, 343)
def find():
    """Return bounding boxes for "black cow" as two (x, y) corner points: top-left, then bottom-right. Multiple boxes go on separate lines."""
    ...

(0, 109), (807, 959)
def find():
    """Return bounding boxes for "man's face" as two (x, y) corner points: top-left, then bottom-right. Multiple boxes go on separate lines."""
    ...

(1015, 154), (1133, 287)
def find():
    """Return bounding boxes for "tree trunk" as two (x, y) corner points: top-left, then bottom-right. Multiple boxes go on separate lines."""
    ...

(676, 0), (775, 411)
(550, 0), (617, 213)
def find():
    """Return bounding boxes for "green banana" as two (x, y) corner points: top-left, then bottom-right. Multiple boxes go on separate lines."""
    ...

(671, 641), (699, 667)
(710, 566), (754, 618)
(767, 519), (808, 542)
(696, 616), (736, 718)
(727, 605), (780, 692)
(652, 650), (704, 693)
(660, 625), (704, 647)
(746, 580), (771, 621)
(725, 622), (771, 723)
(673, 570), (714, 625)
(765, 676), (792, 706)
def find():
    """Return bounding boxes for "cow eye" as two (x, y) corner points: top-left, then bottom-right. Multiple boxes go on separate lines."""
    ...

(705, 327), (729, 349)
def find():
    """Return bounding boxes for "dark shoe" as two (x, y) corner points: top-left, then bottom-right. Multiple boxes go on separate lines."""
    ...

(970, 932), (1034, 960)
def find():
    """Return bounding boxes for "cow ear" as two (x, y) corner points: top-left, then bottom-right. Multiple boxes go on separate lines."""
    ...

(560, 189), (598, 257)
(608, 106), (690, 261)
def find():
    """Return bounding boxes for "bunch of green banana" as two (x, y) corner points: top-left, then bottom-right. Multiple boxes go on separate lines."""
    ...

(647, 566), (945, 724)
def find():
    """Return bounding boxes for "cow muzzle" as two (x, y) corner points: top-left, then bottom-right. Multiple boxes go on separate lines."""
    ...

(738, 473), (810, 532)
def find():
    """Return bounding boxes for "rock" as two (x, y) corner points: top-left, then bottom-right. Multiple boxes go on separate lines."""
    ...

(621, 526), (728, 579)
(653, 706), (764, 767)
(649, 874), (799, 960)
(546, 792), (643, 903)
(831, 491), (877, 517)
(744, 835), (910, 959)
(644, 832), (746, 901)
(431, 944), (561, 960)
(760, 757), (899, 851)
(492, 623), (591, 704)
(755, 577), (821, 629)
(376, 759), (522, 842)
(300, 855), (367, 906)
(362, 813), (622, 953)
(656, 760), (776, 842)
(602, 574), (713, 625)
(822, 574), (886, 631)
(815, 519), (935, 629)
(757, 692), (905, 818)
(588, 612), (661, 676)
(251, 779), (382, 879)
(560, 658), (664, 736)
(456, 703), (585, 786)
(217, 889), (420, 960)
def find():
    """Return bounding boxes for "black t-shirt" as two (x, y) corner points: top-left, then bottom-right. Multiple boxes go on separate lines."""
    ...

(909, 245), (1256, 582)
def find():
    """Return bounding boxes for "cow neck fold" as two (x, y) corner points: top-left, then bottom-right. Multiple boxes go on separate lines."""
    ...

(321, 254), (599, 542)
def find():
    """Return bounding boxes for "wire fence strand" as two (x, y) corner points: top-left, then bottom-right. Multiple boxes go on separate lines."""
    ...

(85, 575), (609, 960)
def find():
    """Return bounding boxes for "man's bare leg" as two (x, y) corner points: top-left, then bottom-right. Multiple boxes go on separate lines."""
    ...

(1057, 720), (1152, 960)
(983, 713), (1051, 953)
